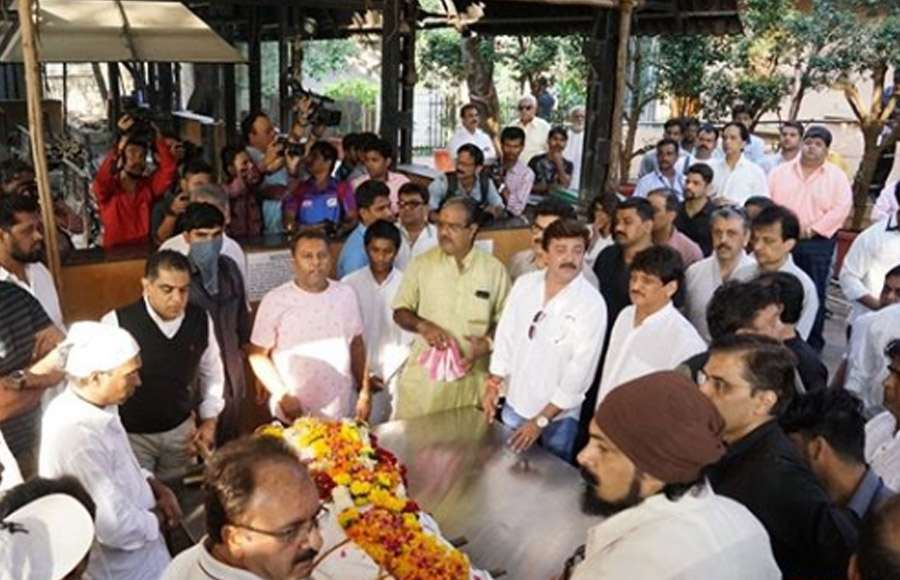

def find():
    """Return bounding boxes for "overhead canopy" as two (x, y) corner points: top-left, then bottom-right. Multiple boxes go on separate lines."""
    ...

(0, 0), (248, 63)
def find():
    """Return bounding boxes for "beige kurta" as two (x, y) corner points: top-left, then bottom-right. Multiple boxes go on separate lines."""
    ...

(392, 246), (510, 419)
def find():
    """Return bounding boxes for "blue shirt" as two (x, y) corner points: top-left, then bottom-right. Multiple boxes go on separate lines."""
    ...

(246, 146), (288, 234)
(337, 224), (368, 279)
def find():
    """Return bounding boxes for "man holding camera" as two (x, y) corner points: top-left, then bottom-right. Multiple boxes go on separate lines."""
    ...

(92, 114), (178, 249)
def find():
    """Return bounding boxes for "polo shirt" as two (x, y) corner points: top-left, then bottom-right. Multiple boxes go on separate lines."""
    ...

(283, 177), (356, 226)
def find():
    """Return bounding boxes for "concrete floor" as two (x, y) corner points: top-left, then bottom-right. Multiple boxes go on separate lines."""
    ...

(822, 279), (851, 379)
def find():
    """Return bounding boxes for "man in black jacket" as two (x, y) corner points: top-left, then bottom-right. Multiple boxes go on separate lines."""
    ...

(700, 334), (858, 580)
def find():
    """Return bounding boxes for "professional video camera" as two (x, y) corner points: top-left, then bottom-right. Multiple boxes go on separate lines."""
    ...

(285, 74), (343, 128)
(117, 96), (172, 145)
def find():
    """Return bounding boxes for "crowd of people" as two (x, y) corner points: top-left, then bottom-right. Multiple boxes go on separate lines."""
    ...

(1, 94), (900, 580)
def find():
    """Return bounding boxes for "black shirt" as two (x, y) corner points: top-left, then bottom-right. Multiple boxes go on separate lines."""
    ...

(674, 199), (714, 256)
(708, 421), (857, 580)
(784, 332), (828, 392)
(592, 244), (632, 329)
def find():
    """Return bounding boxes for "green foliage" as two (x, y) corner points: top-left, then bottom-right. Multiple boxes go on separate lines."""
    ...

(418, 29), (466, 87)
(324, 79), (378, 108)
(655, 36), (719, 103)
(302, 39), (357, 81)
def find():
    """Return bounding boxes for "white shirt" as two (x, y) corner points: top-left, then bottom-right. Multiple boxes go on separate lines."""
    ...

(163, 540), (262, 580)
(845, 302), (900, 412)
(509, 116), (551, 164)
(734, 255), (818, 340)
(101, 299), (225, 421)
(839, 215), (900, 322)
(0, 262), (63, 329)
(571, 482), (780, 580)
(866, 411), (900, 491)
(563, 129), (585, 189)
(872, 179), (899, 222)
(598, 303), (706, 404)
(0, 428), (22, 492)
(395, 223), (439, 271)
(745, 134), (766, 164)
(447, 126), (497, 165)
(585, 233), (614, 270)
(342, 267), (412, 381)
(489, 270), (607, 420)
(685, 252), (756, 342)
(633, 170), (685, 200)
(709, 155), (769, 205)
(160, 232), (248, 284)
(39, 388), (171, 580)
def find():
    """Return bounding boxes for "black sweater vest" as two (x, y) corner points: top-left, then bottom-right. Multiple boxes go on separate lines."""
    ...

(117, 300), (208, 434)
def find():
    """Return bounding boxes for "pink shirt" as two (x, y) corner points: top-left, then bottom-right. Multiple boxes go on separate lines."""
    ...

(667, 228), (704, 267)
(768, 159), (853, 238)
(250, 280), (364, 420)
(351, 171), (410, 214)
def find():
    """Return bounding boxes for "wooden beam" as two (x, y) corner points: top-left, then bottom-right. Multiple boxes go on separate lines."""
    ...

(17, 0), (62, 290)
(605, 0), (635, 192)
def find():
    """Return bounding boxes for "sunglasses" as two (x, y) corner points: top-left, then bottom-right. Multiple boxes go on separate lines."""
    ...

(518, 105), (534, 111)
(528, 310), (546, 340)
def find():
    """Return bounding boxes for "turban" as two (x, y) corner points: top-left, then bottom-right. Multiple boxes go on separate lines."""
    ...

(595, 371), (726, 484)
(62, 321), (140, 378)
(803, 126), (833, 147)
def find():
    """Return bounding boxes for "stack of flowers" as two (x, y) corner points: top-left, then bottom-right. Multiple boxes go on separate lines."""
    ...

(259, 418), (485, 580)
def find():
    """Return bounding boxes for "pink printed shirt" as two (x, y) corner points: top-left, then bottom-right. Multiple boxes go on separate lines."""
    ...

(768, 160), (853, 239)
(250, 280), (364, 420)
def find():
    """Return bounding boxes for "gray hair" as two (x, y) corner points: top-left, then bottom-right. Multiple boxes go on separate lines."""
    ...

(518, 94), (537, 108)
(711, 206), (751, 232)
(569, 105), (585, 117)
(190, 184), (229, 215)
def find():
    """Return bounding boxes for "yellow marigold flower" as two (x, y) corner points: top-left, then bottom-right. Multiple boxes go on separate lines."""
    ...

(350, 481), (372, 496)
(337, 508), (360, 527)
(333, 473), (352, 486)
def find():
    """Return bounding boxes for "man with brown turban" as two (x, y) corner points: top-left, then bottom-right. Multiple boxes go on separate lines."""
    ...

(562, 371), (780, 580)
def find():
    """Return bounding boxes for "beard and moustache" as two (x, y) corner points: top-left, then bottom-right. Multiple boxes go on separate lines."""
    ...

(579, 467), (644, 517)
(12, 242), (44, 264)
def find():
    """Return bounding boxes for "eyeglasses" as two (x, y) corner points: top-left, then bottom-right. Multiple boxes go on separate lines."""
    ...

(398, 200), (424, 209)
(697, 370), (744, 396)
(518, 105), (534, 111)
(528, 310), (546, 340)
(229, 504), (327, 545)
(436, 220), (469, 234)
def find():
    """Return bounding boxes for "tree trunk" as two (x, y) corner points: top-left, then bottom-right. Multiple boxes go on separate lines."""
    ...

(852, 124), (882, 230)
(462, 35), (501, 139)
(620, 38), (644, 184)
(605, 0), (636, 192)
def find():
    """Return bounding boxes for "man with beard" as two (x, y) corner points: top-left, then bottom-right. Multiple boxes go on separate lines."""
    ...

(563, 106), (586, 189)
(682, 123), (720, 167)
(91, 114), (178, 248)
(634, 139), (685, 199)
(761, 121), (804, 175)
(484, 219), (607, 462)
(0, 194), (63, 328)
(162, 435), (323, 580)
(674, 163), (716, 256)
(564, 371), (780, 580)
(684, 206), (754, 341)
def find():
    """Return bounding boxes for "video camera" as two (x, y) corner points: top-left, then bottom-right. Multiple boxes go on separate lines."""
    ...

(118, 96), (171, 146)
(285, 74), (343, 128)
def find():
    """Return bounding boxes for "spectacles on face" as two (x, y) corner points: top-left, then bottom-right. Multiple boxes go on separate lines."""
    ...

(528, 310), (546, 340)
(518, 105), (534, 111)
(398, 200), (424, 209)
(436, 220), (469, 234)
(230, 504), (327, 545)
(697, 370), (744, 396)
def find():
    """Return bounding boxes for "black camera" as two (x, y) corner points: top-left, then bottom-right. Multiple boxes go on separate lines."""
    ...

(284, 73), (343, 128)
(276, 135), (306, 157)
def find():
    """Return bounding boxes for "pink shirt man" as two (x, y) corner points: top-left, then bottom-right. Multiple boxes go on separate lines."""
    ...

(768, 160), (852, 239)
(667, 228), (704, 267)
(250, 280), (364, 420)
(352, 171), (410, 214)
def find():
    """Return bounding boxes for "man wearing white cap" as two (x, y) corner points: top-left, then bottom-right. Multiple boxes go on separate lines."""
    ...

(39, 321), (180, 580)
(0, 492), (94, 580)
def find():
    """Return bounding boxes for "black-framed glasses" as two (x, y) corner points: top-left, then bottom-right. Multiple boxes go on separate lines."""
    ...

(229, 504), (328, 545)
(528, 310), (546, 340)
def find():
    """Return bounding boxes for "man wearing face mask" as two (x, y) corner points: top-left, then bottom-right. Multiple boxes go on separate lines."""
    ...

(181, 204), (250, 445)
(101, 250), (225, 478)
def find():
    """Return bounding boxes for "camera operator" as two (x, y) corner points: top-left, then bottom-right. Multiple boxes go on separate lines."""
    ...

(91, 114), (178, 248)
(151, 158), (214, 244)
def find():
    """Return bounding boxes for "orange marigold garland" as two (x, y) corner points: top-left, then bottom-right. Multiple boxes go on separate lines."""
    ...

(258, 419), (479, 579)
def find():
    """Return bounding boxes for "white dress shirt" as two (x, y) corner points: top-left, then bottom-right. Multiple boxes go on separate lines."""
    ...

(563, 130), (585, 189)
(0, 428), (22, 492)
(734, 255), (818, 340)
(489, 270), (607, 420)
(342, 267), (412, 382)
(845, 303), (900, 412)
(570, 482), (780, 580)
(39, 388), (171, 580)
(160, 232), (248, 284)
(598, 303), (706, 404)
(633, 169), (685, 200)
(395, 223), (439, 271)
(101, 299), (225, 420)
(447, 126), (497, 164)
(685, 253), (756, 342)
(872, 180), (899, 222)
(0, 262), (63, 329)
(839, 215), (900, 323)
(865, 411), (900, 491)
(709, 155), (769, 205)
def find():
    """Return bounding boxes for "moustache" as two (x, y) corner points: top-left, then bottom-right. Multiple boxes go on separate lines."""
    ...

(560, 263), (577, 270)
(294, 548), (319, 566)
(580, 467), (599, 487)
(715, 243), (734, 253)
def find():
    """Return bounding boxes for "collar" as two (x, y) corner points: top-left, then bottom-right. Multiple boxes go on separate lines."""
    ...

(441, 246), (477, 271)
(725, 419), (778, 458)
(197, 539), (265, 580)
(633, 301), (676, 328)
(142, 295), (185, 329)
(0, 263), (31, 287)
(847, 468), (886, 519)
(400, 223), (436, 243)
(887, 214), (899, 232)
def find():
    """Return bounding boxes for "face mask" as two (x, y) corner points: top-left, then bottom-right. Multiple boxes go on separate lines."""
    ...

(188, 237), (223, 295)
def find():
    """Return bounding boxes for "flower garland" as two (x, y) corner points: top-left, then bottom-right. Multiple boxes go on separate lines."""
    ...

(259, 418), (472, 579)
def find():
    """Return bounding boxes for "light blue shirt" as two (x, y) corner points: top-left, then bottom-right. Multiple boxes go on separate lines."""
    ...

(633, 170), (685, 200)
(246, 146), (287, 234)
(337, 224), (368, 279)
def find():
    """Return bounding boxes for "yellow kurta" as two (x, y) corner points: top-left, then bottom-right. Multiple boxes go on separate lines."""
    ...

(392, 246), (510, 419)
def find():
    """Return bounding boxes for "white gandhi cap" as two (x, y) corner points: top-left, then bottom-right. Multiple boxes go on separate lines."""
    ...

(62, 321), (140, 378)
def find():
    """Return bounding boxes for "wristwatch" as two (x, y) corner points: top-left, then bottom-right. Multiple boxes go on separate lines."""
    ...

(6, 370), (26, 391)
(535, 415), (550, 429)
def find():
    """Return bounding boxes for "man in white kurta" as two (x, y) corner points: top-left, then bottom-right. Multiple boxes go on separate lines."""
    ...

(846, 303), (900, 413)
(598, 246), (706, 405)
(486, 220), (607, 461)
(839, 209), (900, 324)
(39, 322), (177, 580)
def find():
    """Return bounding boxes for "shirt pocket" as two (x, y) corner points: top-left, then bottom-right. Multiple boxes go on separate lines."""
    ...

(465, 289), (494, 336)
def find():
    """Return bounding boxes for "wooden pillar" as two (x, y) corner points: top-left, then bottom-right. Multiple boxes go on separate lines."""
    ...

(380, 0), (402, 159)
(605, 0), (635, 192)
(17, 0), (61, 289)
(278, 5), (290, 131)
(398, 0), (417, 164)
(249, 6), (262, 114)
(108, 63), (121, 130)
(224, 63), (237, 141)
(581, 9), (618, 196)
